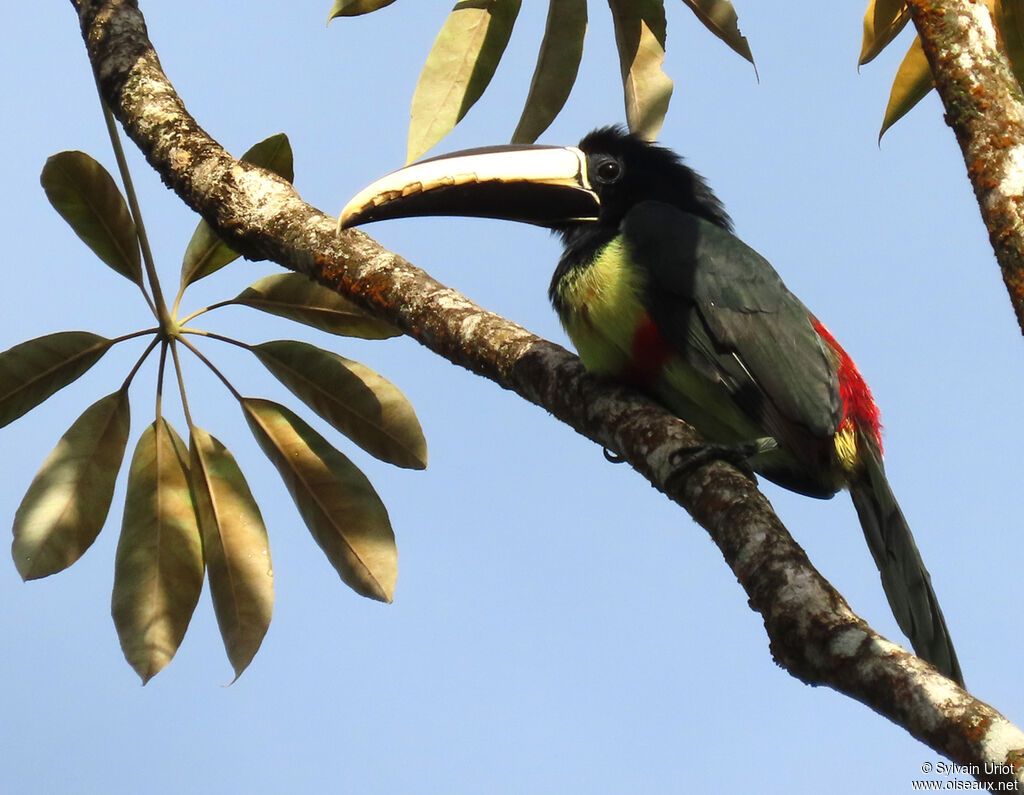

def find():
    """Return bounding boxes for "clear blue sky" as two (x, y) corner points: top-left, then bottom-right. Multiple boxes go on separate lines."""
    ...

(3, 3), (1020, 793)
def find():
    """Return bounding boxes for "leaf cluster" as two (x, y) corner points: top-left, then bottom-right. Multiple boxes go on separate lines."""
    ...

(6, 133), (427, 682)
(328, 0), (754, 161)
(330, 1), (1024, 152)
(862, 0), (1024, 137)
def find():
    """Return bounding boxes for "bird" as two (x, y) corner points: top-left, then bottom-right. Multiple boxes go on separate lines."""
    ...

(339, 125), (963, 685)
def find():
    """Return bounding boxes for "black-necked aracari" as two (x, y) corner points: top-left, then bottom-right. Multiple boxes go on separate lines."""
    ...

(340, 126), (963, 685)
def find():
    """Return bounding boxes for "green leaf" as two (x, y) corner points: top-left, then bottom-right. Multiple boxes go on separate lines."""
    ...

(679, 0), (755, 65)
(995, 0), (1024, 87)
(179, 225), (240, 290)
(180, 133), (294, 289)
(12, 389), (131, 579)
(327, 0), (398, 20)
(879, 35), (933, 139)
(609, 0), (673, 141)
(252, 340), (427, 470)
(40, 151), (142, 286)
(190, 427), (273, 680)
(407, 0), (523, 162)
(231, 273), (400, 339)
(511, 0), (588, 144)
(239, 133), (295, 184)
(0, 332), (113, 429)
(242, 398), (397, 602)
(112, 419), (204, 684)
(859, 0), (910, 66)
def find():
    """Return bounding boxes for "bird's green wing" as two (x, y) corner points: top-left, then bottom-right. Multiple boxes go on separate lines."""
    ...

(623, 202), (842, 491)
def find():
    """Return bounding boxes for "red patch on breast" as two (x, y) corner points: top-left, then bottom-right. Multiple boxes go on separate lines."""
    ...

(811, 318), (883, 450)
(625, 313), (675, 385)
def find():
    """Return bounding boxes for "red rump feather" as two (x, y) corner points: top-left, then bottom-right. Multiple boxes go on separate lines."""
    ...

(811, 318), (883, 451)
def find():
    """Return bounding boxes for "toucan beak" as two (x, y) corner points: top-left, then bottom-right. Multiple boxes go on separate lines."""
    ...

(339, 145), (600, 230)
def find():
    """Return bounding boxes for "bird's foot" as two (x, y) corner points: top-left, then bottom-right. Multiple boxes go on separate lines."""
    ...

(668, 437), (777, 484)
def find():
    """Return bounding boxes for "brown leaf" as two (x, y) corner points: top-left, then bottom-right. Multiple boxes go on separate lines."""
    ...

(327, 0), (398, 19)
(231, 273), (400, 339)
(112, 419), (204, 684)
(511, 0), (588, 144)
(0, 332), (113, 429)
(407, 0), (522, 162)
(859, 0), (910, 66)
(40, 151), (142, 285)
(252, 340), (427, 469)
(995, 0), (1024, 87)
(242, 398), (397, 602)
(190, 427), (273, 680)
(609, 0), (673, 141)
(879, 35), (933, 139)
(680, 0), (755, 65)
(13, 389), (131, 579)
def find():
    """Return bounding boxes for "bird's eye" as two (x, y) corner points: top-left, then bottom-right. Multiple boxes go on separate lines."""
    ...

(596, 159), (621, 183)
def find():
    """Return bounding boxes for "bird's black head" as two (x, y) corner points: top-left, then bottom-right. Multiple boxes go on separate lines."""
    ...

(570, 126), (733, 239)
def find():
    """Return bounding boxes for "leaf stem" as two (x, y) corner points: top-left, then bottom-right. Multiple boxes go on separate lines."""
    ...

(170, 282), (187, 323)
(119, 334), (162, 394)
(94, 76), (170, 330)
(177, 335), (244, 402)
(177, 299), (236, 327)
(169, 340), (196, 431)
(110, 327), (161, 346)
(179, 328), (252, 350)
(154, 340), (168, 422)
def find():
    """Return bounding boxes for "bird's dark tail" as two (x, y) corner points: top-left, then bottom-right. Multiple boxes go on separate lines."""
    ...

(847, 439), (964, 685)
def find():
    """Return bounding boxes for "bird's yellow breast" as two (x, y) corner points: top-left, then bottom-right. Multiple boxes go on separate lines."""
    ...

(555, 237), (648, 375)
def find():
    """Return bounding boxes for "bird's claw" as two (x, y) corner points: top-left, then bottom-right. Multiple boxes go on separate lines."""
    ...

(668, 437), (776, 483)
(603, 447), (626, 464)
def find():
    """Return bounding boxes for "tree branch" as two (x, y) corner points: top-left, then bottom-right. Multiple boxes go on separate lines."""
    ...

(907, 0), (1024, 333)
(71, 0), (1023, 783)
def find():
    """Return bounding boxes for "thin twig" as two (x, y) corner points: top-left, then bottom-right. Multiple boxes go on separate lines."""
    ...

(94, 76), (168, 327)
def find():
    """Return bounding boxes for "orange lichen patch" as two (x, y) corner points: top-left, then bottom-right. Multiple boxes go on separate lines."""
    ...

(962, 712), (993, 744)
